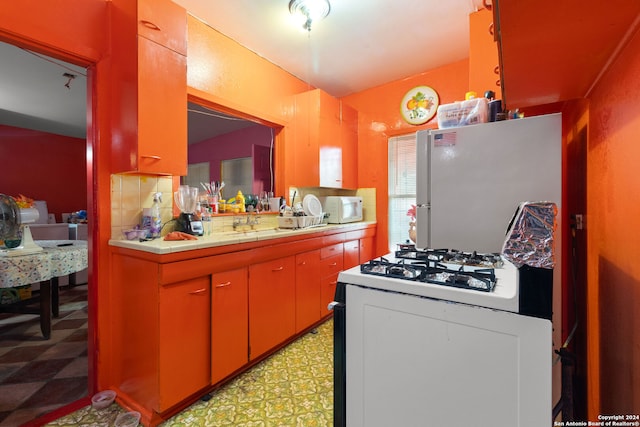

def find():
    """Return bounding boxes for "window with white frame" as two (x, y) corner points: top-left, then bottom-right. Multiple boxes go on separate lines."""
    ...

(388, 133), (417, 251)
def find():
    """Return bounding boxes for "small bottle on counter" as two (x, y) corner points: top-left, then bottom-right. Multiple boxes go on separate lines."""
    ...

(236, 191), (246, 213)
(149, 192), (163, 238)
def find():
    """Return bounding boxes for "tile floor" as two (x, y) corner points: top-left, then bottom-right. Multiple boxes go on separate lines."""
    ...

(0, 283), (334, 426)
(47, 319), (334, 427)
(0, 285), (88, 427)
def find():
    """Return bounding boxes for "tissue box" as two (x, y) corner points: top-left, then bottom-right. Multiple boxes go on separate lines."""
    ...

(437, 98), (489, 129)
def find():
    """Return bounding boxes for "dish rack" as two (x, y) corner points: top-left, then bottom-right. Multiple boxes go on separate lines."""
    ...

(278, 214), (324, 229)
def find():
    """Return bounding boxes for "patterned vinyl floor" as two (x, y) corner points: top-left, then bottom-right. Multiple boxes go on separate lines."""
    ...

(46, 319), (334, 427)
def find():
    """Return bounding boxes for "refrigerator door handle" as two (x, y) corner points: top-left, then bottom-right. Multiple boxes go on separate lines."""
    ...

(416, 204), (430, 249)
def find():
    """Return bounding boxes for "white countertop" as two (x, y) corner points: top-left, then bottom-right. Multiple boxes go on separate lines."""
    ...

(109, 222), (376, 255)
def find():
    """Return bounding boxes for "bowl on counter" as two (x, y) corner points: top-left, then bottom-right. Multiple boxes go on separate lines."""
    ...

(3, 237), (22, 248)
(123, 229), (149, 240)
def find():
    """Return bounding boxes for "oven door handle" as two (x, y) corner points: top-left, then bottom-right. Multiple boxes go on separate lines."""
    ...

(328, 301), (344, 311)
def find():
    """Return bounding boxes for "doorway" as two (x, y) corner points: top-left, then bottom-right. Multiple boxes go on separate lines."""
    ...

(0, 40), (92, 424)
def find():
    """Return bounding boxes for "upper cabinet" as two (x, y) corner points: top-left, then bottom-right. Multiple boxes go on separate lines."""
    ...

(292, 89), (358, 189)
(109, 0), (188, 175)
(495, 0), (640, 109)
(469, 8), (501, 100)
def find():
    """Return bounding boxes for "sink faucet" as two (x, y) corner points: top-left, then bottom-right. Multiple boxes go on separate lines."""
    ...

(232, 216), (243, 230)
(246, 211), (260, 228)
(233, 212), (260, 230)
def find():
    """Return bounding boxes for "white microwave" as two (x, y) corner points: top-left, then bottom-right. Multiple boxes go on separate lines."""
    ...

(323, 196), (363, 224)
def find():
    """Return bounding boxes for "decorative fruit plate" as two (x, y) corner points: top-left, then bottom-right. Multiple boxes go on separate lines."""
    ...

(400, 85), (439, 125)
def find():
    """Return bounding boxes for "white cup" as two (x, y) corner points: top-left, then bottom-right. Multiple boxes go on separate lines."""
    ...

(269, 197), (281, 212)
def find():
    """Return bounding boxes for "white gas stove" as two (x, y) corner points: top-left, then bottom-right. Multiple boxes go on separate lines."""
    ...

(338, 248), (520, 313)
(331, 247), (553, 427)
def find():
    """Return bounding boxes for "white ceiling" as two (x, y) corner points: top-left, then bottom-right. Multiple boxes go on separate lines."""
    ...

(0, 42), (87, 139)
(0, 0), (483, 141)
(175, 0), (482, 97)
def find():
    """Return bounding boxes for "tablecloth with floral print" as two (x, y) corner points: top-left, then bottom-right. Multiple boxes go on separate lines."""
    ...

(0, 240), (87, 288)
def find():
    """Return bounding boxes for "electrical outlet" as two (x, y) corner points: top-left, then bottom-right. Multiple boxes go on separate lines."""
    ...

(575, 214), (584, 230)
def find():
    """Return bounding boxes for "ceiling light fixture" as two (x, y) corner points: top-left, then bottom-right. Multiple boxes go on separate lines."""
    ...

(289, 0), (331, 32)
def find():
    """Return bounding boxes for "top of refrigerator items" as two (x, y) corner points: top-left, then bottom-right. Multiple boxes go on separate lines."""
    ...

(436, 97), (489, 128)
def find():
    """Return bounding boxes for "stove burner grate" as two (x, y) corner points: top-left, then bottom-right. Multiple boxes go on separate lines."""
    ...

(360, 257), (497, 292)
(422, 265), (496, 292)
(360, 257), (424, 280)
(395, 248), (503, 268)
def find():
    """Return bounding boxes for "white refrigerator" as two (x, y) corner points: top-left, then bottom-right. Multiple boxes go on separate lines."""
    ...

(416, 113), (562, 253)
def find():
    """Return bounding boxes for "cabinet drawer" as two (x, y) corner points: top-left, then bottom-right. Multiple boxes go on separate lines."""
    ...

(321, 254), (343, 277)
(321, 242), (344, 259)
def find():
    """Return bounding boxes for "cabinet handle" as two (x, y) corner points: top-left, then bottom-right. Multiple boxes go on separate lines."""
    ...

(330, 281), (337, 286)
(141, 155), (162, 160)
(272, 266), (284, 272)
(330, 262), (337, 267)
(189, 288), (208, 295)
(215, 281), (231, 288)
(299, 261), (306, 266)
(483, 0), (492, 10)
(488, 22), (494, 37)
(494, 65), (500, 75)
(140, 20), (161, 31)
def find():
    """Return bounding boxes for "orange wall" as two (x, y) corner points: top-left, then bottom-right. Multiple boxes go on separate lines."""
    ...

(585, 27), (640, 416)
(186, 16), (311, 198)
(0, 125), (87, 220)
(342, 59), (470, 255)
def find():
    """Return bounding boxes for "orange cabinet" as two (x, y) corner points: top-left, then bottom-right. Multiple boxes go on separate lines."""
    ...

(469, 8), (501, 99)
(211, 268), (248, 385)
(159, 277), (211, 411)
(110, 251), (212, 418)
(108, 223), (375, 424)
(110, 0), (187, 175)
(359, 236), (375, 263)
(295, 250), (322, 332)
(340, 102), (358, 189)
(320, 243), (344, 316)
(137, 0), (187, 55)
(293, 89), (358, 188)
(248, 256), (296, 360)
(343, 239), (360, 270)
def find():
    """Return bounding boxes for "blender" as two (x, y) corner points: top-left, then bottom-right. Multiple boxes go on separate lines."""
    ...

(174, 186), (204, 236)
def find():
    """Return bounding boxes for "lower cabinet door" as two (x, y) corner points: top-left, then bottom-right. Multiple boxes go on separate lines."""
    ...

(211, 268), (249, 385)
(249, 256), (296, 360)
(295, 250), (322, 333)
(158, 277), (210, 411)
(344, 239), (360, 269)
(359, 236), (375, 263)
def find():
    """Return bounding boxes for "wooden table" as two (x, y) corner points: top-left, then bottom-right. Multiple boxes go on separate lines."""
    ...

(0, 240), (88, 339)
